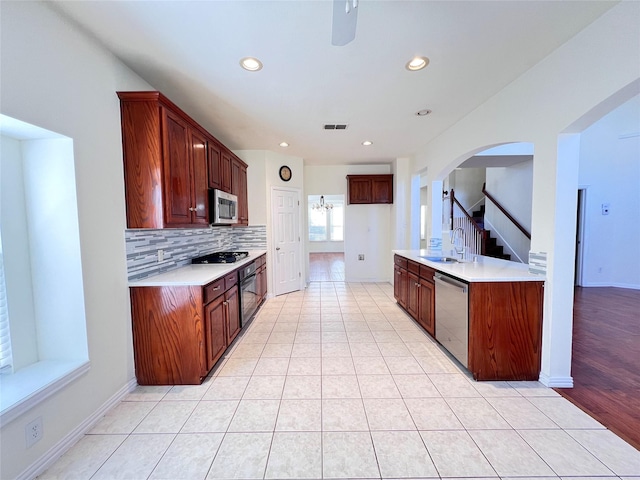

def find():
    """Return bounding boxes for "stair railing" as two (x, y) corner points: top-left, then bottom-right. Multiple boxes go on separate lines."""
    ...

(449, 189), (487, 256)
(481, 183), (531, 239)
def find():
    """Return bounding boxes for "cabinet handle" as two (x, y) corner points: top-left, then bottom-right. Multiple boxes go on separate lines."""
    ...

(213, 286), (221, 291)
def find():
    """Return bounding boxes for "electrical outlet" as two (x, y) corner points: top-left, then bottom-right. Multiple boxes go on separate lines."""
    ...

(358, 254), (365, 261)
(25, 417), (43, 448)
(157, 249), (164, 263)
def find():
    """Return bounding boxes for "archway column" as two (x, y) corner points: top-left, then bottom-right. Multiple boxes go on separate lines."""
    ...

(531, 134), (581, 387)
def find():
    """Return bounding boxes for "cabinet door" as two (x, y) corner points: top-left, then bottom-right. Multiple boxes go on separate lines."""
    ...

(237, 163), (248, 225)
(225, 284), (241, 344)
(208, 140), (222, 190)
(372, 177), (393, 203)
(418, 278), (435, 337)
(190, 129), (209, 225)
(347, 177), (372, 204)
(162, 108), (192, 225)
(394, 265), (408, 308)
(221, 151), (232, 193)
(407, 272), (419, 319)
(205, 295), (227, 372)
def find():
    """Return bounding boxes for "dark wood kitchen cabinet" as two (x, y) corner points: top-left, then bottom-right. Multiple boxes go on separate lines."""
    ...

(392, 253), (543, 381)
(130, 270), (241, 385)
(220, 150), (233, 193)
(118, 90), (250, 228)
(118, 91), (210, 229)
(393, 255), (408, 309)
(346, 174), (393, 204)
(208, 140), (222, 191)
(231, 155), (249, 226)
(417, 266), (436, 337)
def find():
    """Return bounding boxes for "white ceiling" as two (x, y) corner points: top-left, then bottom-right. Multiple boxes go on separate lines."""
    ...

(50, 0), (615, 166)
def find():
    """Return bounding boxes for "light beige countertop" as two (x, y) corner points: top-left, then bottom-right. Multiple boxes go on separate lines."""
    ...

(393, 249), (544, 283)
(128, 250), (267, 287)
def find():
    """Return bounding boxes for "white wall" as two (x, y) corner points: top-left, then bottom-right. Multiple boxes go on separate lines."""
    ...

(413, 2), (640, 386)
(578, 95), (640, 289)
(450, 167), (486, 211)
(0, 136), (38, 370)
(0, 1), (153, 478)
(305, 164), (392, 283)
(484, 160), (533, 263)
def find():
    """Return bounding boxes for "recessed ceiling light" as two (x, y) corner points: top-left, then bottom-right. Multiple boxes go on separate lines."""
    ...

(406, 56), (430, 71)
(415, 109), (432, 116)
(362, 140), (373, 146)
(240, 57), (263, 71)
(279, 142), (289, 147)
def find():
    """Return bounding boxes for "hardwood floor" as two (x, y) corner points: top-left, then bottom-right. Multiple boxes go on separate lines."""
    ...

(555, 287), (640, 450)
(309, 252), (345, 282)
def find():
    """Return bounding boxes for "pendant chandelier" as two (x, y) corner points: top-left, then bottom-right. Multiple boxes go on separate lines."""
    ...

(311, 195), (334, 211)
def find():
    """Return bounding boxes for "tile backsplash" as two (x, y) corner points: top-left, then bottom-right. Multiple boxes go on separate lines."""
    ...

(125, 225), (267, 280)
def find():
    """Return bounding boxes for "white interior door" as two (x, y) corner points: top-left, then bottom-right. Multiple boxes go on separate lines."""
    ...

(272, 188), (301, 296)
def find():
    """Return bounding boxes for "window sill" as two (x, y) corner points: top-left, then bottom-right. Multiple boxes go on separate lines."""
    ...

(0, 359), (90, 425)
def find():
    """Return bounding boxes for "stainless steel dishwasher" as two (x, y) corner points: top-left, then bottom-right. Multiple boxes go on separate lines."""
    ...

(434, 272), (469, 367)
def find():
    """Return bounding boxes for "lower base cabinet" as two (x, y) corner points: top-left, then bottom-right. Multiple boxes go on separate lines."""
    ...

(393, 254), (543, 381)
(130, 271), (242, 385)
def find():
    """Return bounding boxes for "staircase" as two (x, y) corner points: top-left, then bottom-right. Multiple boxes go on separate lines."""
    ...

(471, 205), (512, 261)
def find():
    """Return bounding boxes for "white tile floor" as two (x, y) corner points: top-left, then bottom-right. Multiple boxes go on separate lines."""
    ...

(38, 282), (640, 479)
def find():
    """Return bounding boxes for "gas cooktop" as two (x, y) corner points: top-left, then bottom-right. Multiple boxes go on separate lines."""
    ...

(191, 251), (249, 264)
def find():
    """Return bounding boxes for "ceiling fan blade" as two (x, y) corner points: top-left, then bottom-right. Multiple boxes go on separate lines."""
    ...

(331, 0), (358, 46)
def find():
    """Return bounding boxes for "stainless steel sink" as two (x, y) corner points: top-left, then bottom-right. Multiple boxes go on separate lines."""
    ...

(420, 256), (460, 263)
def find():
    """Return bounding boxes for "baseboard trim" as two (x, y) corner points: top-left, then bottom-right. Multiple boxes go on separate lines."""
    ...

(580, 282), (640, 290)
(539, 372), (574, 388)
(17, 377), (138, 480)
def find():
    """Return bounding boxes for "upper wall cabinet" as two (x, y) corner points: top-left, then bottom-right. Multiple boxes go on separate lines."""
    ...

(118, 91), (209, 228)
(346, 174), (394, 204)
(118, 91), (248, 229)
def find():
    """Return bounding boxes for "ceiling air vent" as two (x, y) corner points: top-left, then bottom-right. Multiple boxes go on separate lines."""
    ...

(324, 124), (349, 130)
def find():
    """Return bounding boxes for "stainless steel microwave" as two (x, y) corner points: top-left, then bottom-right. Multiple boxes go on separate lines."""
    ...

(209, 189), (238, 225)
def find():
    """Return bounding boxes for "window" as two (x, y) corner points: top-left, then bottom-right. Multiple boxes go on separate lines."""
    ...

(308, 195), (344, 242)
(0, 115), (89, 424)
(0, 238), (13, 374)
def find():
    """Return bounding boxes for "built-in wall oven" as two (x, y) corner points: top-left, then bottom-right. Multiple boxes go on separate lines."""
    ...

(238, 261), (259, 327)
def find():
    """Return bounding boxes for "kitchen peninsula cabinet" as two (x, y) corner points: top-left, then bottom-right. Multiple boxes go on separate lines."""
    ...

(346, 174), (393, 204)
(393, 252), (544, 381)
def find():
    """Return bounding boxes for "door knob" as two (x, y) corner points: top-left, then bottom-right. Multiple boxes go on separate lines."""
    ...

(276, 247), (281, 250)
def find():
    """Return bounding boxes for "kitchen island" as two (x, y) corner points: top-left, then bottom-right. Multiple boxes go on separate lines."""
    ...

(128, 250), (267, 385)
(393, 250), (545, 381)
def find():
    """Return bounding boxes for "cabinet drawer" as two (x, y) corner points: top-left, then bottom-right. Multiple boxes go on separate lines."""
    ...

(204, 278), (225, 304)
(394, 255), (408, 269)
(225, 271), (238, 290)
(420, 265), (435, 281)
(408, 260), (420, 275)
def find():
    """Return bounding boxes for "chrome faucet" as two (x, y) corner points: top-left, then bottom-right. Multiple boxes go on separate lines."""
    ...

(451, 227), (466, 260)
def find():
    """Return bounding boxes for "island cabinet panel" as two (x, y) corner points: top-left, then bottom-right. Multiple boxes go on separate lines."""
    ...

(130, 286), (206, 385)
(346, 174), (393, 204)
(468, 281), (544, 381)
